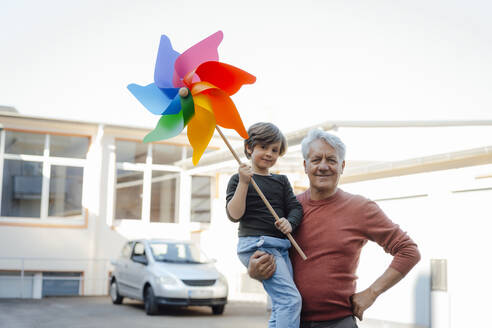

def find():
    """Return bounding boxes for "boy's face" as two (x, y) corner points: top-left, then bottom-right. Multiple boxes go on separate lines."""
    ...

(247, 141), (282, 174)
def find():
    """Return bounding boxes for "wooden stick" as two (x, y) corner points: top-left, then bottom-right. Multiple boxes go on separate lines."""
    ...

(216, 126), (307, 260)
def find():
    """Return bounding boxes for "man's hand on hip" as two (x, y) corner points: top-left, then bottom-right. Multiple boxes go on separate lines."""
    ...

(350, 287), (378, 321)
(248, 250), (276, 280)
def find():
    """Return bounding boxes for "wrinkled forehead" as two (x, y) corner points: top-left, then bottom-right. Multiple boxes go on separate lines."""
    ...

(307, 139), (339, 159)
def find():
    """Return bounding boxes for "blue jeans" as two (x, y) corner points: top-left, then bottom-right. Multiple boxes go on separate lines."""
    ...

(237, 236), (302, 328)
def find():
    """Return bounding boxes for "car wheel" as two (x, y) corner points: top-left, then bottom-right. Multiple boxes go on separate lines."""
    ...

(212, 304), (225, 315)
(110, 280), (123, 305)
(144, 286), (159, 315)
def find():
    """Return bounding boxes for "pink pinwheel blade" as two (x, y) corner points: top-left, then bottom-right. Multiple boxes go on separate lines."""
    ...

(172, 31), (223, 87)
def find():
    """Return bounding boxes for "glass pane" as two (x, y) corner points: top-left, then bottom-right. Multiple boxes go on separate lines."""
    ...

(190, 176), (211, 223)
(115, 140), (147, 163)
(115, 170), (143, 220)
(150, 171), (177, 223)
(50, 135), (89, 158)
(152, 143), (185, 164)
(5, 131), (45, 155)
(48, 166), (83, 217)
(186, 147), (214, 160)
(1, 160), (42, 218)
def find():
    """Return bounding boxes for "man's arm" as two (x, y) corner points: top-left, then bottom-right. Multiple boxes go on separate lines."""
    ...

(247, 250), (276, 280)
(351, 267), (403, 321)
(353, 200), (421, 321)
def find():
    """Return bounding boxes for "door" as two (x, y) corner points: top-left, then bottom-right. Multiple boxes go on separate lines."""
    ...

(126, 241), (148, 299)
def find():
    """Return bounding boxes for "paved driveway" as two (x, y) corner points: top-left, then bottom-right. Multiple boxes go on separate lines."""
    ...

(0, 296), (270, 328)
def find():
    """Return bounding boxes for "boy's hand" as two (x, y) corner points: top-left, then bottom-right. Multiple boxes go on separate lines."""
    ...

(275, 217), (292, 234)
(238, 163), (253, 184)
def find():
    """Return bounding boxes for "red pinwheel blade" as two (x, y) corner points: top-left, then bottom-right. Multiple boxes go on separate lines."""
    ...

(194, 61), (256, 96)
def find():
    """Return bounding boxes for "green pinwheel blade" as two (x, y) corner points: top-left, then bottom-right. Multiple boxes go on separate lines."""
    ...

(143, 112), (184, 143)
(180, 93), (195, 125)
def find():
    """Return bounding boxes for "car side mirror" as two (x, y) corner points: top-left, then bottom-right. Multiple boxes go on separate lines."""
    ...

(133, 255), (148, 266)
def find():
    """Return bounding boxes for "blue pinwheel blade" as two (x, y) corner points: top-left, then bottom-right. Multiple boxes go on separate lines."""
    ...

(154, 35), (181, 88)
(127, 83), (181, 115)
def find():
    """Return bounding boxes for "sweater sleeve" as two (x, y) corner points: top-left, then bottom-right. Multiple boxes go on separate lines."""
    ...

(282, 175), (303, 231)
(362, 200), (421, 276)
(225, 174), (242, 222)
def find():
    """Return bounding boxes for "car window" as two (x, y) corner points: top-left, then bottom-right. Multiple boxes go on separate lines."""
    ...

(149, 242), (211, 264)
(133, 242), (145, 257)
(121, 242), (132, 258)
(131, 242), (148, 264)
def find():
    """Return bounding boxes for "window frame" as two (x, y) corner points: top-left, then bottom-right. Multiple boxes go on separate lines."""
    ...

(0, 128), (90, 227)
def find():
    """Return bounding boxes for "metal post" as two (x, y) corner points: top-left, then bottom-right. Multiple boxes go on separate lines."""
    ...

(431, 259), (449, 328)
(20, 259), (25, 299)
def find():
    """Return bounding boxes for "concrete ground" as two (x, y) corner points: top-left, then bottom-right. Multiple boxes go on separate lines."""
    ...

(0, 296), (424, 328)
(0, 296), (270, 328)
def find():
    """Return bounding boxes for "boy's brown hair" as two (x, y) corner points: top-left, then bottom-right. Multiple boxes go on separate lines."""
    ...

(244, 122), (287, 159)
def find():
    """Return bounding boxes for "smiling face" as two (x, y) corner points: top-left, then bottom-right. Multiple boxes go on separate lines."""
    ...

(247, 142), (282, 175)
(304, 139), (345, 200)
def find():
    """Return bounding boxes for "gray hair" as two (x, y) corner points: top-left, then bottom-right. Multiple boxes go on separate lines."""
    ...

(301, 129), (346, 161)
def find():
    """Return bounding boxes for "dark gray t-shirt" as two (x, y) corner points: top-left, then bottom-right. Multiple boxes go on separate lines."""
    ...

(226, 173), (303, 238)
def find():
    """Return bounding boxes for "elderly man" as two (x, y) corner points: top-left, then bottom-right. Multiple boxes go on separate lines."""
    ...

(248, 129), (420, 328)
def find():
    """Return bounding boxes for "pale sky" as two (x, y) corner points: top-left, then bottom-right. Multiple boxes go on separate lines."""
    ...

(1, 0), (491, 160)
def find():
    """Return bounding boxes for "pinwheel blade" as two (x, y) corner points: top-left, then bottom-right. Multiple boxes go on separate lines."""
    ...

(143, 112), (184, 143)
(127, 83), (181, 115)
(194, 90), (248, 139)
(190, 81), (217, 96)
(195, 61), (256, 95)
(180, 93), (195, 125)
(154, 35), (181, 88)
(187, 105), (216, 165)
(173, 31), (223, 87)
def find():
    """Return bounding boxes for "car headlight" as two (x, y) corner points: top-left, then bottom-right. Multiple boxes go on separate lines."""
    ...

(159, 274), (179, 287)
(217, 274), (228, 286)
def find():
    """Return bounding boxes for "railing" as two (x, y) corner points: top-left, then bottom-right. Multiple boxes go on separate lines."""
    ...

(0, 257), (112, 299)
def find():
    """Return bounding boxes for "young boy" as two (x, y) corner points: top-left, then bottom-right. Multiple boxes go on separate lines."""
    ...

(226, 122), (303, 328)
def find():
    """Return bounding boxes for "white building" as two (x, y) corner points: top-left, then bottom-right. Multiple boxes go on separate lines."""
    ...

(1, 109), (492, 328)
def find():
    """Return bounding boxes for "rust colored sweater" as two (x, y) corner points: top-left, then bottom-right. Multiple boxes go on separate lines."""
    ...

(291, 188), (420, 322)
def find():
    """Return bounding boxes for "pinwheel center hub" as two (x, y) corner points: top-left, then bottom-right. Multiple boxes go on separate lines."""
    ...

(178, 87), (189, 98)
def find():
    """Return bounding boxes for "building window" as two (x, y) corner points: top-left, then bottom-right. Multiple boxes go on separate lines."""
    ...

(50, 135), (89, 159)
(115, 169), (143, 220)
(152, 143), (187, 165)
(1, 160), (43, 217)
(190, 176), (212, 223)
(150, 171), (178, 223)
(5, 131), (44, 155)
(48, 165), (84, 217)
(115, 140), (147, 163)
(114, 140), (183, 223)
(0, 130), (89, 219)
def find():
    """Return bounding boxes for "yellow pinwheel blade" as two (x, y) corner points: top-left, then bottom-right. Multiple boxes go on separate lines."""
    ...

(187, 104), (216, 165)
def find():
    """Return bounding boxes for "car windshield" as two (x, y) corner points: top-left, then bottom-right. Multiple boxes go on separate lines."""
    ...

(149, 242), (211, 264)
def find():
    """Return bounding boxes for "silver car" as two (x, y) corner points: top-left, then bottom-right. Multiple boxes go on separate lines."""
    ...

(110, 239), (228, 315)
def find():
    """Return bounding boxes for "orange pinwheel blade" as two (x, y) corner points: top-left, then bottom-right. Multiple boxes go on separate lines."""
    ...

(195, 61), (256, 96)
(193, 90), (248, 139)
(187, 105), (216, 165)
(190, 81), (217, 96)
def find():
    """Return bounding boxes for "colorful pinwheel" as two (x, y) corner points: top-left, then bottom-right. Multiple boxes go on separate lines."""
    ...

(127, 31), (255, 165)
